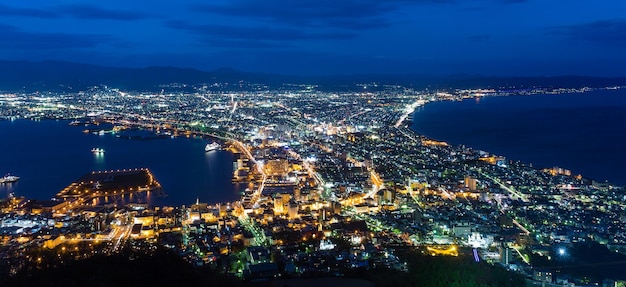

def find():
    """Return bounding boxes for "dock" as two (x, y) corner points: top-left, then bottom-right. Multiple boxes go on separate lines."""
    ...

(55, 168), (164, 206)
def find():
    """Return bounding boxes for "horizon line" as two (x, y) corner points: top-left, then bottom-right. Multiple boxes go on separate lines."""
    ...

(3, 58), (626, 80)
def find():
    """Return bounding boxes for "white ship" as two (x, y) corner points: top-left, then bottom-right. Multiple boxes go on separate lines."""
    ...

(91, 148), (105, 154)
(0, 174), (19, 183)
(205, 142), (220, 152)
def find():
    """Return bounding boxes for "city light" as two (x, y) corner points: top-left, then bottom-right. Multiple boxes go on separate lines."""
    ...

(0, 79), (622, 286)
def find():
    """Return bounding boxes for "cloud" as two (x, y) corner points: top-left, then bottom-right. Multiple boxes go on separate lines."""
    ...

(199, 39), (296, 49)
(551, 19), (626, 47)
(189, 0), (452, 31)
(166, 20), (355, 42)
(55, 4), (150, 20)
(0, 4), (151, 20)
(0, 4), (58, 18)
(0, 24), (114, 50)
(498, 0), (529, 3)
(188, 0), (521, 33)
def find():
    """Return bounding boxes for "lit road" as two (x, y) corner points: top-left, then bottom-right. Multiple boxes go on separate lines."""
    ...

(231, 140), (270, 245)
(112, 224), (133, 251)
(437, 186), (454, 200)
(53, 223), (133, 252)
(397, 126), (421, 143)
(478, 170), (528, 202)
(405, 182), (425, 209)
(287, 149), (328, 198)
(365, 169), (384, 198)
(512, 218), (531, 235)
(486, 178), (532, 236)
(237, 214), (269, 247)
(394, 99), (426, 128)
(338, 108), (371, 126)
(476, 169), (531, 235)
(233, 140), (267, 207)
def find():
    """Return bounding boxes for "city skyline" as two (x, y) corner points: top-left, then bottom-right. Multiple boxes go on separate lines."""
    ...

(1, 0), (625, 76)
(2, 1), (626, 285)
(2, 84), (626, 285)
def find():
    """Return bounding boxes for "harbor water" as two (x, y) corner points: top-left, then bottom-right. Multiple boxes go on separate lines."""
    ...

(0, 120), (244, 206)
(411, 89), (626, 186)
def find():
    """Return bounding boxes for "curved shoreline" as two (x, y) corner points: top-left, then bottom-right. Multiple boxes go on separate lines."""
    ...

(0, 120), (244, 205)
(403, 88), (626, 186)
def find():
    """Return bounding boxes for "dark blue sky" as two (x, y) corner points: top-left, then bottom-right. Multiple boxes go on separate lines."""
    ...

(1, 0), (625, 76)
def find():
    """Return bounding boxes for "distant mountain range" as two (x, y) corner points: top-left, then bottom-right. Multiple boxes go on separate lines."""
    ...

(0, 60), (288, 92)
(1, 60), (626, 92)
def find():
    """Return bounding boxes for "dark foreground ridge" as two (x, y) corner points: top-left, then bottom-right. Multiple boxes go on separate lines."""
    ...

(1, 247), (248, 287)
(1, 246), (525, 287)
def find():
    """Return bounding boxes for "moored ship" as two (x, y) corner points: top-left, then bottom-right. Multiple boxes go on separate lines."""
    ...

(0, 174), (19, 183)
(205, 142), (220, 152)
(91, 148), (105, 154)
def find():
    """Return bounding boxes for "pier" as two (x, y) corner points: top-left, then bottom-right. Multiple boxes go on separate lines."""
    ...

(55, 168), (163, 210)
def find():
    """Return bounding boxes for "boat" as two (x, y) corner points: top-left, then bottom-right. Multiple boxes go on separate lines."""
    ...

(0, 174), (19, 184)
(205, 142), (220, 152)
(91, 148), (105, 154)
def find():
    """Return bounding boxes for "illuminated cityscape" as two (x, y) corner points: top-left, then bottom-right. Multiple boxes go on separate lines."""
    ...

(1, 0), (626, 285)
(1, 83), (625, 286)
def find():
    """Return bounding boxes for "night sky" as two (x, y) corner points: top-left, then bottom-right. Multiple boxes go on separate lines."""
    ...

(1, 0), (625, 76)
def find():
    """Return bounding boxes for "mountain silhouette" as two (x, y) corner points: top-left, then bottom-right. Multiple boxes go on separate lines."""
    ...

(0, 60), (625, 92)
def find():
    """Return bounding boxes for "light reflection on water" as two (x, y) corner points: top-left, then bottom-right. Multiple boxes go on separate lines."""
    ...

(0, 120), (245, 206)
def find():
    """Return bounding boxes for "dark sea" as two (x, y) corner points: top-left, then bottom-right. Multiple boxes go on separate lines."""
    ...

(411, 89), (626, 186)
(0, 120), (244, 206)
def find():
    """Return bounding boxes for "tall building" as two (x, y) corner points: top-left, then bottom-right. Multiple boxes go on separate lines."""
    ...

(464, 176), (477, 191)
(499, 244), (513, 265)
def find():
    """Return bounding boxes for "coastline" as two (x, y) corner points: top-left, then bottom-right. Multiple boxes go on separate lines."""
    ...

(405, 88), (626, 187)
(0, 119), (244, 205)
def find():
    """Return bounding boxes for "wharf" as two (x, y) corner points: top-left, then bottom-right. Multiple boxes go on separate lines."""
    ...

(56, 168), (164, 201)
